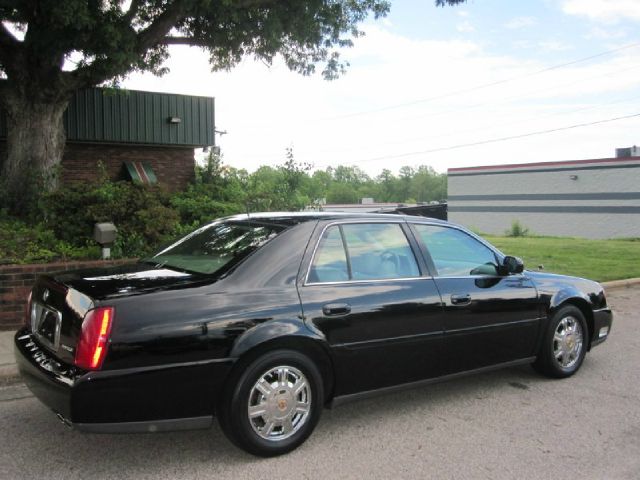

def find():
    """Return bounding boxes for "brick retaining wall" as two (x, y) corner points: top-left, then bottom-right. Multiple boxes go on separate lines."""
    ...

(0, 259), (135, 330)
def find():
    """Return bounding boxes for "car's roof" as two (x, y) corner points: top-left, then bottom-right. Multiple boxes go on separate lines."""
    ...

(224, 211), (451, 225)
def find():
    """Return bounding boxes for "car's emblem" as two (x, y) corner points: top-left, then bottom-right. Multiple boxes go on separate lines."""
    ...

(42, 289), (50, 302)
(277, 399), (288, 411)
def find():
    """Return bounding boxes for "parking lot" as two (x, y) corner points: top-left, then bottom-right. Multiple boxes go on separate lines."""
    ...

(1, 287), (638, 480)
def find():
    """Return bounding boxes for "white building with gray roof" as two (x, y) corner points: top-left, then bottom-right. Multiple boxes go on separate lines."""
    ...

(447, 155), (640, 239)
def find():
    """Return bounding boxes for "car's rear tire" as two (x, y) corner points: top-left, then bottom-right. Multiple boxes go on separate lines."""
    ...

(533, 305), (588, 378)
(218, 349), (324, 457)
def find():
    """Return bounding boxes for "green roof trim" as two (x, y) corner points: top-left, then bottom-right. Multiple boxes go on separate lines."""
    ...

(0, 87), (215, 148)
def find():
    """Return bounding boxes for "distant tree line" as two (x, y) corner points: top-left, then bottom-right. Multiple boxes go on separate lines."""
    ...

(199, 148), (447, 213)
(0, 149), (447, 263)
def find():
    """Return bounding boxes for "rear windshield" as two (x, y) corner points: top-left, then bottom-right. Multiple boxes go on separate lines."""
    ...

(142, 220), (287, 275)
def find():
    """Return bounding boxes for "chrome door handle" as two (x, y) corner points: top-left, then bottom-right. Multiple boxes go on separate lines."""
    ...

(450, 294), (471, 306)
(322, 303), (351, 316)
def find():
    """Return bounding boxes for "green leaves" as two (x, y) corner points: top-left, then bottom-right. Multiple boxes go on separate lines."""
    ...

(1, 1), (393, 89)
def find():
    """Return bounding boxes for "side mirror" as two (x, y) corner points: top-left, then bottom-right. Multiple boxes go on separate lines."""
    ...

(502, 256), (524, 275)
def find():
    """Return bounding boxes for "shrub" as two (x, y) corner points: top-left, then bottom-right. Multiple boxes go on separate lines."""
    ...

(506, 220), (530, 237)
(42, 180), (180, 258)
(170, 184), (242, 227)
(0, 215), (100, 264)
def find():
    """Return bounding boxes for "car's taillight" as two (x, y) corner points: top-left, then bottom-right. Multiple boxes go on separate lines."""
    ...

(24, 291), (33, 329)
(75, 307), (114, 370)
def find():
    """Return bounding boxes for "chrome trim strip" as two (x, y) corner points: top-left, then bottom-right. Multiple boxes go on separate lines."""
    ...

(85, 357), (235, 380)
(333, 330), (444, 349)
(305, 273), (526, 286)
(303, 220), (513, 286)
(330, 357), (537, 408)
(332, 317), (540, 349)
(444, 317), (541, 335)
(305, 276), (427, 286)
(72, 416), (213, 433)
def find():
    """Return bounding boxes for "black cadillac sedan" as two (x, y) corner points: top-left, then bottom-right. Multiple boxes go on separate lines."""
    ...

(14, 212), (612, 456)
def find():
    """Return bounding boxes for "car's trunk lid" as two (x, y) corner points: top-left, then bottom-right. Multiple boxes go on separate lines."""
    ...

(29, 262), (211, 365)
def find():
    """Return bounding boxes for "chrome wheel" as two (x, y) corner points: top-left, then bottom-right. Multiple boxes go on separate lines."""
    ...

(247, 365), (311, 442)
(553, 315), (584, 369)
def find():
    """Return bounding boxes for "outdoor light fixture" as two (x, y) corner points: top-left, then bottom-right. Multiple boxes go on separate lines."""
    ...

(94, 222), (118, 259)
(168, 116), (182, 124)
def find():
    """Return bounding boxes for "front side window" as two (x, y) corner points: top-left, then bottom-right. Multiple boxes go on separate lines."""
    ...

(413, 224), (498, 277)
(308, 223), (420, 283)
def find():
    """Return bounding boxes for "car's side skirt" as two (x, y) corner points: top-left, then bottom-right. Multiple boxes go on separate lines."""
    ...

(329, 356), (537, 408)
(71, 415), (213, 434)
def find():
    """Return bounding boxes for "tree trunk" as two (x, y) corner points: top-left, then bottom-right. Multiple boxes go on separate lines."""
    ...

(1, 95), (68, 214)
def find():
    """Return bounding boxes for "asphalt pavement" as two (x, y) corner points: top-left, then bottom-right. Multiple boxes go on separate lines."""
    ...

(0, 286), (639, 479)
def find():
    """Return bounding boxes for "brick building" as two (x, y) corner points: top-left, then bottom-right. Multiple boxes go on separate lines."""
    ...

(0, 88), (216, 191)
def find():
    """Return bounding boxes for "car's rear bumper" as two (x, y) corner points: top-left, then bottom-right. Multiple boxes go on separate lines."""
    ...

(14, 331), (76, 419)
(14, 328), (233, 430)
(590, 307), (613, 348)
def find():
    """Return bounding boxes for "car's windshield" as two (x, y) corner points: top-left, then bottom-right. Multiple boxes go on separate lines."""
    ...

(142, 220), (286, 275)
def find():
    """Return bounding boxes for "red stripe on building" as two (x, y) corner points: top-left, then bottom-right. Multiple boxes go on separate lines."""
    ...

(448, 156), (640, 173)
(132, 161), (150, 183)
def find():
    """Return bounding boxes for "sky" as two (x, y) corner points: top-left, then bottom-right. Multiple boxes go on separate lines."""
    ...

(124, 0), (640, 176)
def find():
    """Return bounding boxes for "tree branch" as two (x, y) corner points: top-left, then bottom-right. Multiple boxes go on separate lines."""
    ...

(124, 0), (144, 23)
(68, 0), (189, 89)
(66, 0), (293, 90)
(0, 24), (20, 44)
(161, 36), (208, 47)
(135, 0), (189, 52)
(0, 24), (22, 75)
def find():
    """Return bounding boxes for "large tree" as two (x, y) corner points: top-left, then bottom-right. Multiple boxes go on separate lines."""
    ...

(0, 0), (463, 212)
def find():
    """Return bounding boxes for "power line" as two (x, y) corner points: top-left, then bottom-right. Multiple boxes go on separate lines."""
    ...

(315, 111), (640, 167)
(301, 89), (640, 157)
(378, 62), (640, 128)
(317, 41), (640, 121)
(238, 41), (640, 129)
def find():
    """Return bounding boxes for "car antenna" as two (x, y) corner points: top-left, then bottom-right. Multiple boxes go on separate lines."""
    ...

(245, 202), (252, 226)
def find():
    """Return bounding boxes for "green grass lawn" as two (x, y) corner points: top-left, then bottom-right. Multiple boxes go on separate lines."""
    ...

(483, 235), (640, 283)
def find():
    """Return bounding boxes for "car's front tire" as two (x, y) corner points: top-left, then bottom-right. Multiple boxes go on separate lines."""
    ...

(218, 349), (324, 457)
(533, 305), (588, 378)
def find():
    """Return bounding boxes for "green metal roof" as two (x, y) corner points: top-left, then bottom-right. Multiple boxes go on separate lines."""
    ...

(0, 88), (215, 147)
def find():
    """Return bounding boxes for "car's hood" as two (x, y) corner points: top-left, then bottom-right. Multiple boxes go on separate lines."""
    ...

(49, 262), (213, 301)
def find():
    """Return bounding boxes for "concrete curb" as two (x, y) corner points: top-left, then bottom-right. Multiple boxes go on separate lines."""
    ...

(1, 279), (638, 385)
(0, 365), (19, 385)
(601, 278), (640, 291)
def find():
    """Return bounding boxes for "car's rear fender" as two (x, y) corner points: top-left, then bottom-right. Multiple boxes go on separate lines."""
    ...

(225, 320), (336, 406)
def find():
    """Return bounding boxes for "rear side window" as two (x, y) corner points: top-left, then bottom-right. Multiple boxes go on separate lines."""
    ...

(413, 224), (498, 277)
(308, 223), (420, 283)
(307, 227), (349, 283)
(144, 221), (286, 275)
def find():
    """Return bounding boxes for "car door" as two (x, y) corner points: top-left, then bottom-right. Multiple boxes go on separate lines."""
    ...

(298, 220), (445, 396)
(410, 223), (541, 375)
